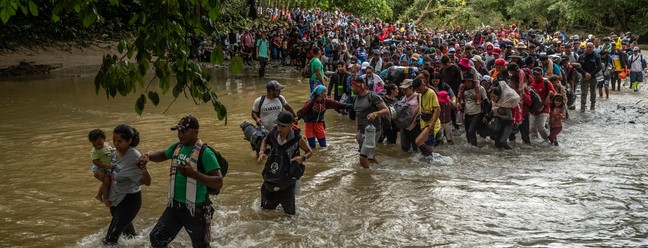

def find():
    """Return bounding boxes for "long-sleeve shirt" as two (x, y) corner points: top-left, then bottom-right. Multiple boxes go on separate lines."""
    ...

(297, 98), (351, 123)
(577, 52), (603, 75)
(328, 72), (351, 100)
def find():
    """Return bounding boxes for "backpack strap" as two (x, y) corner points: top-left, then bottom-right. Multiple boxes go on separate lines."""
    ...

(255, 95), (286, 116)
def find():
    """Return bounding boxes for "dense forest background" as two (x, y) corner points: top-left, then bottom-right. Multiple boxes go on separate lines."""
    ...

(1, 0), (646, 50)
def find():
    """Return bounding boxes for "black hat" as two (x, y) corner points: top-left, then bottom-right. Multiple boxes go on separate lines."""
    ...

(532, 67), (543, 74)
(171, 115), (200, 131)
(266, 80), (285, 91)
(273, 111), (294, 126)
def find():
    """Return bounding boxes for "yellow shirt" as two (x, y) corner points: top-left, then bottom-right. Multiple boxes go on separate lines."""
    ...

(419, 88), (441, 135)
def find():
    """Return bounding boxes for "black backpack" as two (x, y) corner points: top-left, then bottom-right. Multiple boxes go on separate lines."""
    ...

(529, 80), (549, 114)
(262, 128), (305, 192)
(197, 144), (228, 195)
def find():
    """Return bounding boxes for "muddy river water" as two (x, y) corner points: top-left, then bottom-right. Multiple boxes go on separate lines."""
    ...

(0, 67), (647, 247)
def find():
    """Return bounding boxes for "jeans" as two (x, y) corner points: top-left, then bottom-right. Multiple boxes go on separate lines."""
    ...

(258, 57), (268, 77)
(150, 202), (212, 248)
(510, 114), (530, 143)
(529, 113), (549, 140)
(581, 76), (597, 105)
(400, 125), (421, 152)
(104, 192), (141, 245)
(261, 183), (296, 215)
(492, 119), (513, 148)
(464, 113), (483, 146)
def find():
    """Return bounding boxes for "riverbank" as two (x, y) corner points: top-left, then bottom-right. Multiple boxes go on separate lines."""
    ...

(0, 41), (121, 77)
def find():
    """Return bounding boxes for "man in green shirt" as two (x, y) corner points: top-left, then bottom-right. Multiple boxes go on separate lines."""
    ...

(145, 116), (223, 247)
(310, 47), (327, 92)
(256, 32), (271, 78)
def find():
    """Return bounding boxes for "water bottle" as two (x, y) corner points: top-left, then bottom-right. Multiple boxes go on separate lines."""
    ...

(363, 124), (376, 149)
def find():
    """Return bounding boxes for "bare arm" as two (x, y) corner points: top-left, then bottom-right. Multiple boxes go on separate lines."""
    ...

(146, 150), (168, 163)
(257, 136), (269, 163)
(290, 138), (313, 164)
(251, 111), (263, 126)
(367, 102), (390, 121)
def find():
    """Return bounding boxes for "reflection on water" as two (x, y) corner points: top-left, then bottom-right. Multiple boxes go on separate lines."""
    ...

(0, 67), (647, 247)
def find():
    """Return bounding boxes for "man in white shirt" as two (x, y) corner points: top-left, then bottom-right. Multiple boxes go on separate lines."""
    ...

(251, 81), (296, 130)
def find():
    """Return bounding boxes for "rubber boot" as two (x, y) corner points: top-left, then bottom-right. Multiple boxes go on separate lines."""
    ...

(590, 102), (595, 111)
(580, 103), (586, 113)
(633, 82), (639, 92)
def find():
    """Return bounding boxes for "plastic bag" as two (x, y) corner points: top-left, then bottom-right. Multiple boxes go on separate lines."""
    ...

(494, 81), (520, 108)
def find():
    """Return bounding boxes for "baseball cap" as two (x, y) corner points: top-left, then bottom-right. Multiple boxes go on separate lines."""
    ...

(273, 111), (294, 126)
(171, 115), (199, 131)
(361, 61), (370, 69)
(495, 58), (508, 66)
(266, 80), (285, 90)
(400, 79), (414, 88)
(633, 47), (640, 51)
(532, 67), (543, 74)
(448, 47), (456, 53)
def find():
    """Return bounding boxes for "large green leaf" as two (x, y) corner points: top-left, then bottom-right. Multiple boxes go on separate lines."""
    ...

(28, 1), (38, 16)
(210, 47), (225, 65)
(135, 94), (146, 115)
(148, 91), (160, 106)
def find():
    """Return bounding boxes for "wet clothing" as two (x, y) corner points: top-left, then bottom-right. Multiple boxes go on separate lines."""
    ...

(104, 191), (141, 245)
(328, 72), (351, 100)
(353, 91), (385, 133)
(104, 147), (144, 245)
(150, 141), (220, 248)
(150, 200), (214, 248)
(260, 128), (302, 214)
(253, 95), (289, 130)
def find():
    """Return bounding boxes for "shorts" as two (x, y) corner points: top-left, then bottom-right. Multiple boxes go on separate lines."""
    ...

(421, 125), (440, 146)
(630, 72), (643, 83)
(597, 79), (609, 88)
(309, 79), (323, 92)
(305, 122), (326, 139)
(356, 130), (382, 159)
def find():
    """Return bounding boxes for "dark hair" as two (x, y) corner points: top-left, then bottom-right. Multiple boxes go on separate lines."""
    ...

(431, 72), (442, 80)
(88, 129), (106, 142)
(385, 83), (398, 95)
(113, 124), (140, 147)
(549, 75), (559, 81)
(552, 95), (565, 109)
(384, 62), (394, 69)
(312, 47), (321, 55)
(412, 78), (425, 89)
(490, 86), (502, 96)
(337, 60), (346, 66)
(506, 62), (519, 71)
(441, 55), (450, 64)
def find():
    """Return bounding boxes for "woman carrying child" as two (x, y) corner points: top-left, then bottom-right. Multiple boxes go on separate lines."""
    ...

(102, 124), (151, 245)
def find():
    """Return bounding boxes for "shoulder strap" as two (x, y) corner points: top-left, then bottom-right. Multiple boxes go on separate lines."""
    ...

(255, 95), (266, 115)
